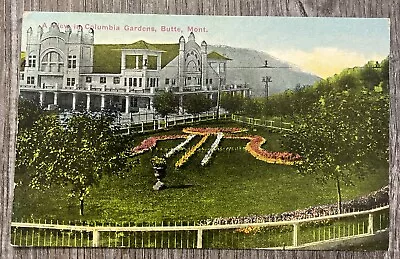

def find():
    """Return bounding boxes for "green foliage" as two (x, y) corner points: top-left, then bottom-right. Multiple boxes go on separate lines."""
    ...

(283, 88), (389, 212)
(18, 98), (43, 130)
(153, 91), (179, 117)
(183, 94), (213, 115)
(16, 112), (133, 216)
(220, 93), (246, 114)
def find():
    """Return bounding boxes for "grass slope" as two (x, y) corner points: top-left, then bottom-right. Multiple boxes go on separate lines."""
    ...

(13, 122), (388, 224)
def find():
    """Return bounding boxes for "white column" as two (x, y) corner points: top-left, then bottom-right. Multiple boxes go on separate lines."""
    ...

(125, 96), (130, 114)
(121, 52), (126, 71)
(39, 92), (44, 107)
(86, 94), (91, 111)
(135, 56), (139, 69)
(101, 94), (105, 110)
(72, 93), (77, 110)
(53, 92), (58, 105)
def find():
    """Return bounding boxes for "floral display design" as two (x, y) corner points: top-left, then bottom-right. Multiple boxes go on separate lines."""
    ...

(131, 135), (187, 155)
(175, 135), (209, 168)
(165, 135), (196, 158)
(130, 127), (301, 165)
(201, 133), (224, 166)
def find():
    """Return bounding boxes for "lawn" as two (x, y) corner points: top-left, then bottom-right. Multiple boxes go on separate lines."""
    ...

(12, 120), (389, 224)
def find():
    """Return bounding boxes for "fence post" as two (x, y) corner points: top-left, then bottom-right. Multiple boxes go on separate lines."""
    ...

(197, 229), (203, 248)
(293, 223), (299, 247)
(141, 122), (144, 133)
(92, 230), (100, 247)
(368, 213), (374, 234)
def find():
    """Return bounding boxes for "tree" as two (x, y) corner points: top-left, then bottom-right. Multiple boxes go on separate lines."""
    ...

(183, 93), (213, 116)
(220, 93), (245, 114)
(283, 89), (388, 213)
(18, 97), (44, 130)
(16, 112), (133, 216)
(153, 91), (179, 118)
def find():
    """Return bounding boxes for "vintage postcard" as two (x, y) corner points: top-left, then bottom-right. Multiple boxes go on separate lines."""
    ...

(13, 12), (390, 250)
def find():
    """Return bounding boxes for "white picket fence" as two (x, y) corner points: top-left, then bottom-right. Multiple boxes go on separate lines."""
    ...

(231, 114), (292, 131)
(11, 205), (388, 249)
(113, 111), (229, 135)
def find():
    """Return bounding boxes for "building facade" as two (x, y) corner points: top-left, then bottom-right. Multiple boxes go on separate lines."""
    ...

(20, 22), (250, 113)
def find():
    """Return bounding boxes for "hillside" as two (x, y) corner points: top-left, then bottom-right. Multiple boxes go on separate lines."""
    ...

(208, 45), (321, 97)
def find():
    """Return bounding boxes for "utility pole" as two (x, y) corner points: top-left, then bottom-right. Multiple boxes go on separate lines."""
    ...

(262, 76), (272, 99)
(260, 59), (289, 99)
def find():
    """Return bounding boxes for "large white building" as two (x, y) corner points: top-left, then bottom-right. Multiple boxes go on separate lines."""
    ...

(20, 22), (250, 113)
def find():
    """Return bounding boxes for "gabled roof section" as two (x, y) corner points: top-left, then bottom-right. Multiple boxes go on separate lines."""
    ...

(126, 40), (162, 51)
(92, 42), (231, 74)
(207, 51), (231, 61)
(93, 42), (179, 74)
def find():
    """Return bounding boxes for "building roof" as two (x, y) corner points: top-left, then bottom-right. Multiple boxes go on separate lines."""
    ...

(207, 51), (232, 61)
(20, 40), (230, 74)
(93, 41), (230, 74)
(93, 41), (179, 74)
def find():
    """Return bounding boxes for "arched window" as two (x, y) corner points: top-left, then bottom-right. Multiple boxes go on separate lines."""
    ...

(41, 51), (64, 72)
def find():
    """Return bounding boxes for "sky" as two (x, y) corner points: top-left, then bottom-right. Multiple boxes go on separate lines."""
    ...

(22, 12), (390, 78)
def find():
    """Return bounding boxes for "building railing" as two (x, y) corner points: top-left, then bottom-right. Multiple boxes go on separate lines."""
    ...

(10, 205), (389, 249)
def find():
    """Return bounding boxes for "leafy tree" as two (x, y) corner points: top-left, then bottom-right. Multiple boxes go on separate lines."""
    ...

(18, 97), (44, 130)
(283, 89), (388, 213)
(153, 91), (179, 118)
(16, 112), (132, 216)
(220, 93), (245, 114)
(183, 93), (213, 116)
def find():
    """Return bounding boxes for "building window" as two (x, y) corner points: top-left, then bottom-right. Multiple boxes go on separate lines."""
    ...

(139, 78), (142, 87)
(113, 77), (120, 84)
(67, 78), (76, 86)
(124, 78), (127, 86)
(20, 73), (24, 81)
(129, 78), (133, 87)
(206, 79), (209, 84)
(86, 76), (92, 83)
(28, 55), (36, 67)
(100, 77), (106, 84)
(41, 51), (63, 72)
(197, 78), (201, 84)
(27, 76), (35, 84)
(172, 78), (176, 85)
(209, 79), (213, 84)
(133, 78), (137, 87)
(165, 78), (170, 85)
(188, 77), (191, 81)
(68, 55), (77, 68)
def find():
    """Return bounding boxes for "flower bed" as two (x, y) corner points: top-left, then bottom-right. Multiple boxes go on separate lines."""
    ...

(175, 135), (209, 168)
(200, 185), (389, 225)
(165, 135), (196, 158)
(225, 135), (301, 165)
(201, 133), (224, 166)
(183, 127), (247, 135)
(131, 135), (187, 155)
(131, 128), (301, 166)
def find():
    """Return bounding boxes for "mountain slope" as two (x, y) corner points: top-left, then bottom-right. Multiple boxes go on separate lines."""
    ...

(208, 45), (321, 97)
